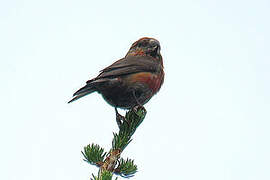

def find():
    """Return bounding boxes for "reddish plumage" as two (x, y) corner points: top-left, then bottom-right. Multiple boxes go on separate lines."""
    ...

(68, 37), (164, 110)
(128, 72), (164, 94)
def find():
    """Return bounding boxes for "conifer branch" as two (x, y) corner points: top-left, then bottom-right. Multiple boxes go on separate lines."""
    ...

(82, 106), (147, 180)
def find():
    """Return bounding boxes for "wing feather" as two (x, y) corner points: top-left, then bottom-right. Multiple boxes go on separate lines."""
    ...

(95, 56), (159, 80)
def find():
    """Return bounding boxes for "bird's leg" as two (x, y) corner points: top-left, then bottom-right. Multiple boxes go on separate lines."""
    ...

(115, 107), (131, 128)
(132, 90), (143, 107)
(115, 107), (125, 128)
(132, 90), (145, 113)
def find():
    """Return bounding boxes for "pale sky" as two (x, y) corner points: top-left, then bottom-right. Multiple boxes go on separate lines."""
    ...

(1, 0), (270, 179)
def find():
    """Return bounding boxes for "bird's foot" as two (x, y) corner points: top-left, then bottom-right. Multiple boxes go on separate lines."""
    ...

(115, 108), (128, 128)
(132, 105), (146, 113)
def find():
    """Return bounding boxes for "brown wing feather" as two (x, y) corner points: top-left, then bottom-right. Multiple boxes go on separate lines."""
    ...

(94, 56), (159, 80)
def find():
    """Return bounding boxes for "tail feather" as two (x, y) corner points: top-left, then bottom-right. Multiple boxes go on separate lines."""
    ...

(68, 84), (96, 103)
(73, 84), (95, 96)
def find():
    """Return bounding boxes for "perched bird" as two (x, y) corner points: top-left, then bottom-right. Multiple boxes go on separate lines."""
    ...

(68, 37), (164, 117)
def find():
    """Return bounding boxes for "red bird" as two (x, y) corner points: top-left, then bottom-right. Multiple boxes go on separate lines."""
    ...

(68, 37), (164, 117)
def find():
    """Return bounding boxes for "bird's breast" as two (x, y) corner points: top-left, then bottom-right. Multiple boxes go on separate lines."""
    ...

(127, 72), (164, 94)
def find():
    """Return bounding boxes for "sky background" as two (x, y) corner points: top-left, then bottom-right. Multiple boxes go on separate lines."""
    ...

(1, 0), (270, 179)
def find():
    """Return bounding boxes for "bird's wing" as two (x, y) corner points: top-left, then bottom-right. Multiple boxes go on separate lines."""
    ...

(89, 56), (159, 82)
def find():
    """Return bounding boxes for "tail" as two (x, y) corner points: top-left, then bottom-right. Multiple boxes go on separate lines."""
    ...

(68, 84), (96, 103)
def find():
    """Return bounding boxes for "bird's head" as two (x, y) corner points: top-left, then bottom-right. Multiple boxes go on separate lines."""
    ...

(126, 37), (162, 61)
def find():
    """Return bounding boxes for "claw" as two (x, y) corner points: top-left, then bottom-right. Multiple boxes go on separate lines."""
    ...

(115, 108), (125, 128)
(115, 107), (132, 128)
(132, 105), (145, 113)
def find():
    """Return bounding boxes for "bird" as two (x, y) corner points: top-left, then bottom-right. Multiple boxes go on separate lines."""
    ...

(68, 37), (164, 120)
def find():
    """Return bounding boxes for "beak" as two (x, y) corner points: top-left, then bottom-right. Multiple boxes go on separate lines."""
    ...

(153, 45), (159, 54)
